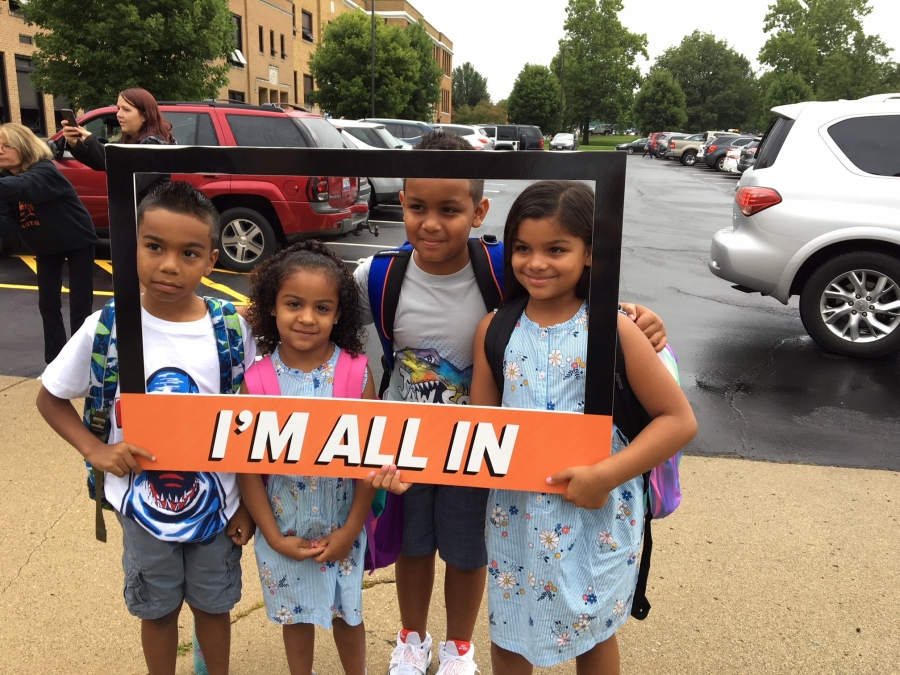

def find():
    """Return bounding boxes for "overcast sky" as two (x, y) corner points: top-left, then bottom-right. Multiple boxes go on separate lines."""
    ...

(402, 0), (900, 101)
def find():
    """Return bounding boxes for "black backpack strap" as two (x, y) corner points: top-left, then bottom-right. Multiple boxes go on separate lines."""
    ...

(484, 294), (529, 391)
(468, 238), (503, 312)
(631, 488), (653, 620)
(377, 249), (412, 397)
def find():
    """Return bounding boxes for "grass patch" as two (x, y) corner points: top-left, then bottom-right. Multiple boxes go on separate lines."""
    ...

(577, 145), (617, 152)
(584, 135), (637, 147)
(232, 600), (265, 623)
(176, 640), (192, 657)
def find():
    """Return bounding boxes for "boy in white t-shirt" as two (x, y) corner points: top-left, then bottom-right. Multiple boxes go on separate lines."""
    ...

(36, 182), (256, 675)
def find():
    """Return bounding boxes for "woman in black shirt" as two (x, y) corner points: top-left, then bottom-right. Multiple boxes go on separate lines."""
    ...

(0, 123), (98, 363)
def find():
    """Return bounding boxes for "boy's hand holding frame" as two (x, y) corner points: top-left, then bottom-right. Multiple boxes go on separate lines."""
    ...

(105, 145), (627, 494)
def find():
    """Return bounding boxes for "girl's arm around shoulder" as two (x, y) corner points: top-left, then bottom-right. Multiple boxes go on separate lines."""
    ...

(470, 312), (502, 408)
(548, 314), (697, 509)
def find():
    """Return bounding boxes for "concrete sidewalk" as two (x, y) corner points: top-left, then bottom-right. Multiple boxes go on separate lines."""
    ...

(2, 373), (898, 674)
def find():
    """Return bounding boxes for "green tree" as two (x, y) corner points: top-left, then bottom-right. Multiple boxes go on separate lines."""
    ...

(507, 65), (560, 132)
(309, 12), (419, 119)
(554, 0), (647, 144)
(22, 0), (234, 111)
(759, 0), (899, 101)
(453, 99), (507, 125)
(754, 70), (814, 129)
(398, 20), (442, 120)
(452, 62), (490, 111)
(632, 70), (687, 133)
(653, 31), (757, 131)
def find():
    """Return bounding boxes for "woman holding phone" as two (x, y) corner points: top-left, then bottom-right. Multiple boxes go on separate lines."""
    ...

(60, 88), (174, 200)
(0, 123), (97, 363)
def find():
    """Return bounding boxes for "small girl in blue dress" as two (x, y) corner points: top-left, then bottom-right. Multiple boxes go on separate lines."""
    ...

(469, 181), (698, 673)
(237, 241), (377, 675)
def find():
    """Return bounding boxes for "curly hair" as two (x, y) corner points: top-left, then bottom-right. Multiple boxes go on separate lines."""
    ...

(246, 241), (366, 357)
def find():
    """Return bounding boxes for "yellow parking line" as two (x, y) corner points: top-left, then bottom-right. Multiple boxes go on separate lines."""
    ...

(19, 255), (37, 274)
(200, 277), (249, 305)
(94, 259), (114, 274)
(0, 282), (113, 296)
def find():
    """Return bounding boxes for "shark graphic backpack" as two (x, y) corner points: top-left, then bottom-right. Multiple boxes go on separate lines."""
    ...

(366, 235), (505, 397)
(81, 297), (245, 542)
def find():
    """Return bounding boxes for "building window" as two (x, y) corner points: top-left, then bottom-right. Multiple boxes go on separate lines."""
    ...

(270, 30), (276, 58)
(0, 54), (10, 124)
(228, 90), (245, 103)
(19, 35), (32, 45)
(280, 34), (286, 60)
(303, 74), (314, 108)
(9, 1), (25, 18)
(258, 25), (264, 53)
(259, 87), (268, 105)
(230, 15), (246, 67)
(293, 71), (298, 105)
(301, 11), (314, 42)
(292, 5), (297, 32)
(15, 56), (45, 137)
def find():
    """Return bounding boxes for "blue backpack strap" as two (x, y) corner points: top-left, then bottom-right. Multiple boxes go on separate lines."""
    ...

(467, 236), (504, 311)
(204, 297), (246, 394)
(367, 244), (413, 396)
(81, 298), (118, 542)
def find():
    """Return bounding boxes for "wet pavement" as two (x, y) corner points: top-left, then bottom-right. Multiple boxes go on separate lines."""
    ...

(2, 159), (897, 469)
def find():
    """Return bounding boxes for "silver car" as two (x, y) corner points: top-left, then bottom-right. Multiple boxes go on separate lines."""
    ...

(329, 119), (404, 207)
(709, 93), (900, 357)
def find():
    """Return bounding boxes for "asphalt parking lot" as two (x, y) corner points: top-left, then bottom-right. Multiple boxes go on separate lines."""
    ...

(1, 157), (897, 470)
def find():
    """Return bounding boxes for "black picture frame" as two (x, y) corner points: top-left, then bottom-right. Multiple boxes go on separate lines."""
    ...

(106, 146), (626, 417)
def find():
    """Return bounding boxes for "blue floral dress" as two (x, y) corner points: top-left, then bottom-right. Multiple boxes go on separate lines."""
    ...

(254, 345), (366, 629)
(486, 303), (644, 667)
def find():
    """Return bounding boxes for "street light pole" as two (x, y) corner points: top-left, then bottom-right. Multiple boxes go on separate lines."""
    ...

(370, 0), (376, 117)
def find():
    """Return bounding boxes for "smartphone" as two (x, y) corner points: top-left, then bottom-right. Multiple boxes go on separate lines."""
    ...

(61, 109), (78, 127)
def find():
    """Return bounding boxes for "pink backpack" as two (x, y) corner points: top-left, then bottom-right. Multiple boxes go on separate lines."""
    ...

(243, 350), (399, 573)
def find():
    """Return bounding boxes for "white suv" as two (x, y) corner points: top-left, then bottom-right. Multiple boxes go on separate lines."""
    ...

(709, 93), (900, 357)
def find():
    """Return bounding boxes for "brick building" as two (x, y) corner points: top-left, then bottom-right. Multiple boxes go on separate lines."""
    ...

(0, 0), (70, 137)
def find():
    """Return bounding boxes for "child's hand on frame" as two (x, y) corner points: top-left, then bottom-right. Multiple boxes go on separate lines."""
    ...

(365, 464), (411, 495)
(313, 526), (357, 563)
(273, 535), (326, 562)
(546, 464), (613, 510)
(227, 501), (256, 545)
(86, 441), (155, 477)
(619, 303), (667, 353)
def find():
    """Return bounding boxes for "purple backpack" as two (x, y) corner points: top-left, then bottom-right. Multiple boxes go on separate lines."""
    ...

(243, 351), (401, 573)
(647, 345), (683, 519)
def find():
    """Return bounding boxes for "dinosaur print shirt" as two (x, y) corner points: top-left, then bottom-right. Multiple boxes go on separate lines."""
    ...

(356, 253), (488, 405)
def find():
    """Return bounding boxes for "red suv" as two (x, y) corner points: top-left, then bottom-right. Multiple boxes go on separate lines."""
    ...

(50, 101), (367, 271)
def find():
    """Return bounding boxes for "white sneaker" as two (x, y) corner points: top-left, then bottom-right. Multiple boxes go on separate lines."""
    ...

(388, 630), (433, 675)
(436, 640), (479, 675)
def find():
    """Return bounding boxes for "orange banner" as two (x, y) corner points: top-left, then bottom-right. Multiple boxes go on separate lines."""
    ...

(121, 393), (611, 492)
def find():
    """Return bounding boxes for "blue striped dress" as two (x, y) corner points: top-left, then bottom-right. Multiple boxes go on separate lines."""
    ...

(254, 346), (366, 629)
(486, 303), (644, 667)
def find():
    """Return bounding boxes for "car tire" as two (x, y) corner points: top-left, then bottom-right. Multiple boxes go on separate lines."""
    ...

(0, 236), (21, 257)
(681, 151), (696, 166)
(626, 147), (634, 155)
(799, 251), (900, 358)
(716, 156), (727, 172)
(217, 207), (278, 273)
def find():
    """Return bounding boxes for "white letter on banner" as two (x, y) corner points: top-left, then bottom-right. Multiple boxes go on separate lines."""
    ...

(464, 423), (518, 477)
(209, 410), (233, 460)
(317, 415), (362, 466)
(361, 416), (394, 467)
(443, 421), (471, 472)
(248, 411), (309, 463)
(396, 418), (427, 470)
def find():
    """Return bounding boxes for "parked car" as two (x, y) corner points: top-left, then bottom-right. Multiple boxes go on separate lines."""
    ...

(708, 93), (900, 357)
(36, 101), (363, 272)
(432, 123), (492, 149)
(616, 137), (650, 154)
(590, 123), (615, 135)
(703, 136), (755, 171)
(361, 118), (434, 145)
(657, 133), (689, 159)
(332, 119), (409, 150)
(696, 132), (740, 163)
(549, 133), (579, 151)
(722, 146), (742, 173)
(329, 120), (404, 207)
(736, 139), (760, 173)
(518, 125), (545, 150)
(665, 133), (704, 163)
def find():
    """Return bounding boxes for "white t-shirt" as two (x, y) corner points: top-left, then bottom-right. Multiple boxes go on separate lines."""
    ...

(42, 304), (256, 543)
(355, 253), (489, 405)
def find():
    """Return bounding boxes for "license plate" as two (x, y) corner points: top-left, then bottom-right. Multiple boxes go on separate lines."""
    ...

(342, 177), (350, 191)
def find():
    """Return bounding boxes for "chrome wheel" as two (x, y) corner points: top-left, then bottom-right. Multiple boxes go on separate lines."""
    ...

(819, 268), (900, 343)
(221, 217), (265, 264)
